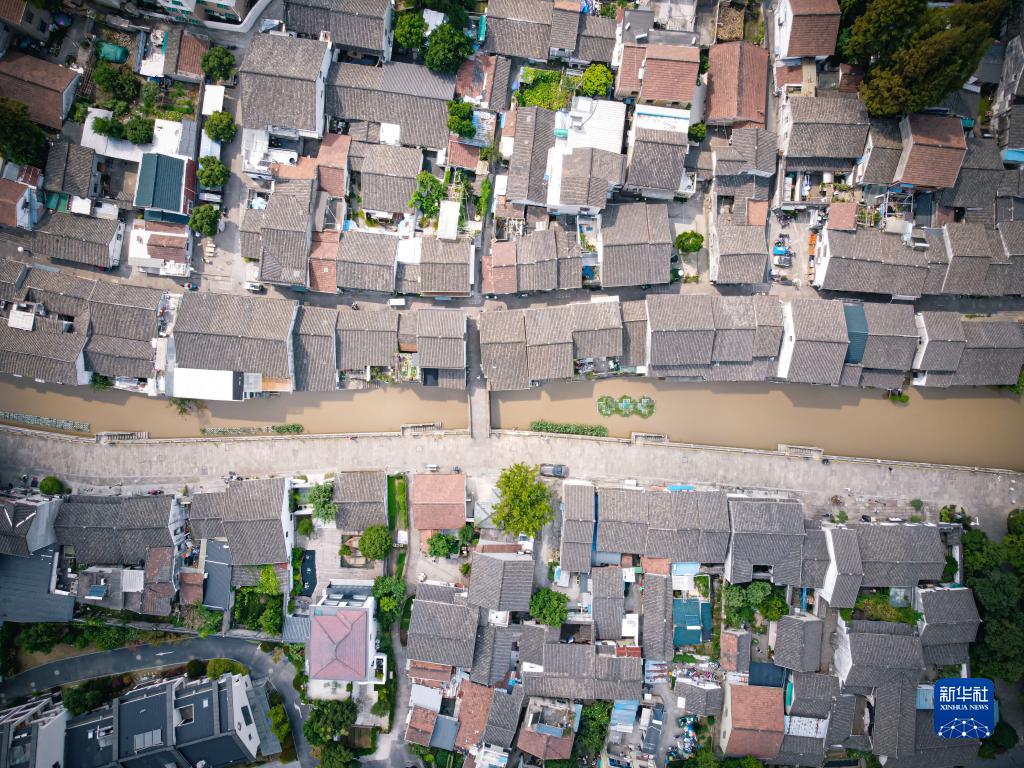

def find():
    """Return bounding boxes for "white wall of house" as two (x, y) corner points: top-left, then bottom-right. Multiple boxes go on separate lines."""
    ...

(775, 0), (794, 60)
(228, 674), (262, 759)
(775, 301), (796, 379)
(108, 221), (126, 267)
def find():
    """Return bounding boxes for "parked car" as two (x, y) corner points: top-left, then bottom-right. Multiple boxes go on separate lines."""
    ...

(184, 282), (199, 290)
(244, 282), (265, 293)
(540, 464), (569, 478)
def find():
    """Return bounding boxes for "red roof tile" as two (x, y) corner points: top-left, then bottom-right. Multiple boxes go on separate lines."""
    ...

(641, 556), (671, 575)
(827, 201), (857, 231)
(0, 0), (25, 26)
(707, 42), (768, 128)
(177, 31), (209, 79)
(447, 137), (481, 170)
(455, 53), (495, 103)
(482, 240), (518, 294)
(0, 178), (26, 228)
(785, 0), (840, 58)
(641, 45), (700, 104)
(310, 609), (368, 680)
(411, 473), (467, 530)
(0, 53), (77, 130)
(517, 728), (575, 761)
(406, 707), (438, 747)
(616, 45), (644, 96)
(775, 63), (803, 88)
(896, 114), (967, 189)
(747, 199), (769, 226)
(309, 231), (339, 293)
(179, 571), (205, 605)
(723, 683), (784, 759)
(456, 682), (493, 749)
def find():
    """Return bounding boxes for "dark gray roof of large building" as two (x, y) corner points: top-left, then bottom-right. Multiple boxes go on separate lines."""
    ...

(600, 203), (672, 287)
(55, 496), (173, 565)
(467, 551), (534, 611)
(523, 643), (643, 700)
(773, 614), (823, 672)
(239, 34), (328, 133)
(853, 524), (945, 587)
(332, 470), (387, 531)
(0, 545), (76, 622)
(189, 478), (288, 566)
(44, 140), (96, 198)
(641, 573), (674, 662)
(470, 624), (516, 686)
(507, 106), (556, 204)
(590, 565), (624, 640)
(407, 598), (479, 667)
(786, 95), (869, 164)
(788, 672), (839, 719)
(34, 213), (120, 268)
(788, 300), (848, 385)
(293, 306), (338, 392)
(482, 685), (524, 748)
(284, 0), (390, 55)
(917, 587), (981, 647)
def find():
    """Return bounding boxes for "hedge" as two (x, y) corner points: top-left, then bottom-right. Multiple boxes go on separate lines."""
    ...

(529, 420), (608, 437)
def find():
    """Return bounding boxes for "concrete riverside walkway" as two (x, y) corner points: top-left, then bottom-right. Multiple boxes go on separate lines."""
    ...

(0, 426), (1019, 535)
(0, 637), (315, 768)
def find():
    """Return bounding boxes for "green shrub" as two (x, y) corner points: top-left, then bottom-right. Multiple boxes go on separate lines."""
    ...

(687, 122), (707, 142)
(529, 420), (608, 437)
(90, 373), (114, 391)
(207, 658), (247, 678)
(910, 498), (924, 512)
(63, 677), (117, 716)
(296, 517), (315, 537)
(124, 116), (154, 144)
(39, 477), (64, 496)
(580, 63), (613, 96)
(186, 659), (207, 678)
(16, 623), (67, 653)
(447, 100), (475, 138)
(272, 423), (304, 434)
(674, 231), (704, 252)
(359, 525), (392, 561)
(427, 532), (459, 558)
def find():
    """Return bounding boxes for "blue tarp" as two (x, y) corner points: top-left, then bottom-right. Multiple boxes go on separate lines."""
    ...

(673, 599), (712, 646)
(610, 700), (639, 728)
(667, 484), (695, 491)
(672, 562), (700, 576)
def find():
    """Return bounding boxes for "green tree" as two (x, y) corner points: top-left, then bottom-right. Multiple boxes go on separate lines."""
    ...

(457, 523), (476, 547)
(492, 463), (554, 538)
(90, 373), (113, 391)
(674, 231), (704, 252)
(0, 98), (46, 166)
(980, 719), (1019, 757)
(269, 703), (291, 743)
(581, 64), (613, 97)
(575, 701), (612, 757)
(204, 111), (237, 142)
(359, 524), (392, 560)
(1003, 533), (1024, 572)
(427, 532), (459, 558)
(91, 116), (125, 140)
(395, 12), (428, 51)
(844, 0), (926, 65)
(189, 204), (221, 237)
(687, 122), (707, 142)
(973, 617), (1024, 681)
(962, 529), (1003, 579)
(319, 743), (354, 768)
(256, 565), (281, 596)
(62, 677), (116, 716)
(197, 155), (230, 188)
(124, 116), (154, 145)
(1008, 508), (1024, 536)
(259, 608), (284, 635)
(761, 589), (789, 622)
(16, 623), (66, 653)
(39, 477), (64, 495)
(372, 576), (406, 627)
(303, 699), (358, 746)
(186, 659), (207, 678)
(529, 587), (568, 627)
(296, 516), (315, 537)
(207, 658), (247, 678)
(424, 23), (472, 74)
(410, 171), (446, 218)
(307, 482), (338, 522)
(447, 100), (475, 138)
(93, 62), (140, 102)
(744, 581), (771, 608)
(201, 47), (236, 82)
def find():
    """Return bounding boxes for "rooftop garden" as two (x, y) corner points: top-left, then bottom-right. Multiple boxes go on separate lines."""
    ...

(515, 67), (580, 111)
(84, 60), (197, 145)
(838, 589), (921, 627)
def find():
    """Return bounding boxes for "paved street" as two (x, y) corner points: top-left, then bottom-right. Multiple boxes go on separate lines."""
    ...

(0, 637), (315, 767)
(0, 427), (1019, 536)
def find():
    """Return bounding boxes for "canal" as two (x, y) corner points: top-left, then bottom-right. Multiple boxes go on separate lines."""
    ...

(492, 379), (1024, 471)
(0, 378), (469, 438)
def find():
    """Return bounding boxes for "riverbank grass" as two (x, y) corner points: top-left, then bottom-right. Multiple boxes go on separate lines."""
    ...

(529, 420), (609, 437)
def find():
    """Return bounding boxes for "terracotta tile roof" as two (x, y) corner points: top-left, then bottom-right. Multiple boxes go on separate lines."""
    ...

(0, 53), (77, 130)
(838, 62), (864, 93)
(482, 240), (518, 294)
(775, 63), (803, 87)
(0, 0), (25, 26)
(785, 0), (840, 58)
(406, 707), (438, 746)
(747, 199), (769, 225)
(455, 53), (495, 103)
(177, 31), (209, 79)
(708, 42), (768, 128)
(724, 683), (784, 758)
(0, 178), (26, 228)
(896, 114), (967, 190)
(640, 556), (671, 575)
(317, 133), (350, 196)
(409, 660), (454, 683)
(616, 44), (644, 95)
(411, 473), (467, 530)
(456, 681), (493, 749)
(271, 156), (317, 180)
(309, 231), (339, 293)
(447, 137), (481, 170)
(179, 570), (205, 604)
(828, 201), (857, 231)
(517, 727), (574, 761)
(641, 44), (700, 104)
(616, 645), (643, 657)
(310, 608), (368, 680)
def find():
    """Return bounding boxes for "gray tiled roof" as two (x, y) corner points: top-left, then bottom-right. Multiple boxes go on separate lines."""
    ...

(772, 735), (825, 768)
(516, 621), (557, 666)
(600, 203), (672, 287)
(714, 223), (768, 284)
(189, 478), (289, 565)
(357, 142), (422, 214)
(937, 137), (1005, 211)
(256, 178), (314, 286)
(786, 95), (869, 163)
(285, 0), (390, 55)
(860, 303), (918, 371)
(0, 546), (75, 623)
(859, 118), (903, 186)
(917, 587), (980, 647)
(417, 309), (466, 370)
(788, 672), (839, 719)
(174, 292), (296, 379)
(507, 106), (556, 204)
(727, 498), (805, 585)
(332, 470), (387, 531)
(557, 147), (624, 209)
(676, 680), (724, 717)
(470, 623), (515, 685)
(34, 213), (120, 268)
(642, 573), (674, 662)
(590, 565), (624, 640)
(239, 34), (328, 133)
(44, 140), (95, 198)
(328, 61), (455, 149)
(420, 238), (473, 295)
(871, 677), (918, 759)
(87, 282), (162, 341)
(523, 643), (643, 700)
(468, 551), (534, 611)
(483, 685), (524, 748)
(773, 614), (823, 672)
(800, 529), (828, 589)
(596, 486), (648, 553)
(645, 490), (731, 563)
(55, 495), (173, 565)
(854, 524), (945, 587)
(647, 294), (715, 369)
(951, 320), (1024, 385)
(335, 307), (398, 370)
(293, 306), (338, 392)
(821, 228), (934, 296)
(336, 230), (398, 293)
(627, 128), (688, 193)
(841, 623), (923, 689)
(479, 309), (530, 390)
(407, 598), (479, 667)
(824, 527), (863, 608)
(575, 15), (615, 63)
(788, 300), (848, 385)
(0, 311), (87, 384)
(560, 482), (595, 574)
(917, 312), (966, 372)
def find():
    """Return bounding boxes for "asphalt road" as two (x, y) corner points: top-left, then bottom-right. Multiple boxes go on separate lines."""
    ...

(0, 637), (315, 768)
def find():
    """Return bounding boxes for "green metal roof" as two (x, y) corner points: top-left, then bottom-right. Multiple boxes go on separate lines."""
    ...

(844, 303), (868, 364)
(135, 153), (185, 213)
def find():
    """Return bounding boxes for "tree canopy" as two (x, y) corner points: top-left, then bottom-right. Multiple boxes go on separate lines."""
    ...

(850, 0), (1005, 116)
(529, 587), (568, 627)
(372, 575), (406, 627)
(318, 744), (354, 768)
(302, 699), (357, 746)
(201, 47), (236, 82)
(359, 525), (392, 561)
(93, 62), (140, 102)
(410, 171), (446, 218)
(447, 100), (475, 138)
(395, 13), (428, 51)
(197, 155), (230, 188)
(307, 482), (338, 522)
(189, 204), (221, 237)
(424, 23), (473, 74)
(492, 463), (554, 538)
(124, 116), (154, 145)
(675, 230), (705, 253)
(0, 98), (46, 167)
(427, 532), (459, 558)
(39, 476), (64, 495)
(204, 111), (236, 142)
(580, 64), (613, 97)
